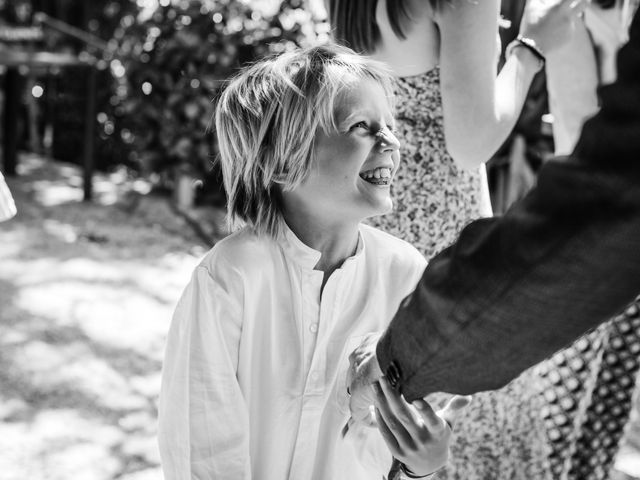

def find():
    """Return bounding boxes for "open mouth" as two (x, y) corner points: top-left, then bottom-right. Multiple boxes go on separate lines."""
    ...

(359, 167), (392, 186)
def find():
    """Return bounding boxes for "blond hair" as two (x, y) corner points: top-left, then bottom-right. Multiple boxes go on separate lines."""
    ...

(215, 43), (395, 237)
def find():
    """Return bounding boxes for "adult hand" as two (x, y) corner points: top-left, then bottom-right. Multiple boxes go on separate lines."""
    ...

(374, 378), (472, 477)
(520, 0), (590, 55)
(346, 333), (384, 423)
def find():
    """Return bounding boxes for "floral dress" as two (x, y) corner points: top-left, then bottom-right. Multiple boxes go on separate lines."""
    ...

(369, 67), (640, 480)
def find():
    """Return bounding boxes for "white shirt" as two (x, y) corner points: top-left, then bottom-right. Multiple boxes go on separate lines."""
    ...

(158, 223), (426, 480)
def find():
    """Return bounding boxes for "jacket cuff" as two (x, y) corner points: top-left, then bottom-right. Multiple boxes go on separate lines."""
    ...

(376, 329), (405, 392)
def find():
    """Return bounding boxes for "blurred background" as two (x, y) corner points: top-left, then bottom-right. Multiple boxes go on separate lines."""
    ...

(0, 0), (638, 479)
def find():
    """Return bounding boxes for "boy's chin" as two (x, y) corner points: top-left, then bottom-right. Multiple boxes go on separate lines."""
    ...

(365, 201), (393, 219)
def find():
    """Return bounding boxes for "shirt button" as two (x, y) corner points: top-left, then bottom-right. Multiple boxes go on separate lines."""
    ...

(309, 323), (318, 333)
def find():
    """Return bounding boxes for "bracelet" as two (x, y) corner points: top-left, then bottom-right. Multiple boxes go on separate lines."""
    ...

(505, 35), (545, 71)
(399, 462), (436, 479)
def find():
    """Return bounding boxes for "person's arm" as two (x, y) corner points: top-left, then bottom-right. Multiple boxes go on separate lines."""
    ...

(376, 13), (640, 402)
(348, 9), (640, 408)
(374, 380), (471, 479)
(158, 264), (251, 479)
(586, 2), (633, 84)
(342, 379), (470, 479)
(437, 0), (585, 169)
(545, 16), (600, 155)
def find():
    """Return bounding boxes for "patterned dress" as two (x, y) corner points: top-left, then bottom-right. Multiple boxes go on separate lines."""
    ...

(369, 68), (640, 480)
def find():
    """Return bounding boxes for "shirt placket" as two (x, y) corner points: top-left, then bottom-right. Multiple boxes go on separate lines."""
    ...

(289, 268), (341, 480)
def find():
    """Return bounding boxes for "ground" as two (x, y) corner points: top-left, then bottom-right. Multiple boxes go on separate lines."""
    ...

(0, 154), (225, 480)
(0, 154), (638, 479)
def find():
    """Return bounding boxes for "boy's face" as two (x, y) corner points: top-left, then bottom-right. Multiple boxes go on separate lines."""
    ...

(286, 78), (400, 224)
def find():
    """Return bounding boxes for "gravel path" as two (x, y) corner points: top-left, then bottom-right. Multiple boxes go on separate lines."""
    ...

(0, 154), (220, 480)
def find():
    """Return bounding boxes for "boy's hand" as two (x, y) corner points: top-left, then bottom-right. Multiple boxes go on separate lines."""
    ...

(346, 333), (384, 422)
(374, 377), (471, 477)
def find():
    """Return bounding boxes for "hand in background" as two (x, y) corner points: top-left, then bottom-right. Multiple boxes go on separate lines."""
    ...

(346, 333), (384, 423)
(374, 378), (471, 477)
(521, 0), (590, 55)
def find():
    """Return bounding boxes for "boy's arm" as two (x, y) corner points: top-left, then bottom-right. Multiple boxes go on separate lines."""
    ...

(158, 265), (251, 479)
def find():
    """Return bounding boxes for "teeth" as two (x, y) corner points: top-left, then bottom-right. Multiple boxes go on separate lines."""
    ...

(360, 167), (392, 180)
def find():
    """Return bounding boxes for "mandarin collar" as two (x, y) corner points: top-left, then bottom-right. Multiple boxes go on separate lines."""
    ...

(279, 221), (366, 270)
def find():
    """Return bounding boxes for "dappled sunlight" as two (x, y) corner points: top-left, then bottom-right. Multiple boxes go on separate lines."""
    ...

(0, 230), (24, 260)
(43, 219), (80, 243)
(0, 155), (215, 479)
(71, 294), (171, 354)
(32, 180), (84, 207)
(5, 255), (196, 312)
(0, 317), (164, 478)
(10, 340), (149, 411)
(17, 155), (152, 208)
(2, 261), (183, 358)
(0, 408), (132, 480)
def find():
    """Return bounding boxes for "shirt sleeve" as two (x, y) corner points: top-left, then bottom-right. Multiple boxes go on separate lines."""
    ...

(377, 12), (640, 401)
(342, 418), (394, 477)
(158, 264), (251, 480)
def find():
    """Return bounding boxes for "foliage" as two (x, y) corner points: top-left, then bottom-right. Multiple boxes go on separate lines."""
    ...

(48, 1), (143, 172)
(110, 0), (327, 201)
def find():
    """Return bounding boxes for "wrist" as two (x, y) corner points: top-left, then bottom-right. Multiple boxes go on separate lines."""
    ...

(505, 35), (545, 72)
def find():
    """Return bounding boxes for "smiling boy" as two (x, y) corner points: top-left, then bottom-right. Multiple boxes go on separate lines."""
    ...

(158, 44), (462, 480)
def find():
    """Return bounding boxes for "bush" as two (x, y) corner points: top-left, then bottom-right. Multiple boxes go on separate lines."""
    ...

(113, 0), (327, 203)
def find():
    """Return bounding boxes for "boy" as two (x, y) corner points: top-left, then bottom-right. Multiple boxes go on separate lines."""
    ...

(158, 44), (466, 480)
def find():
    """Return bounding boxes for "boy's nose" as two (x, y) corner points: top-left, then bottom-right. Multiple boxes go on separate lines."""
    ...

(376, 128), (400, 152)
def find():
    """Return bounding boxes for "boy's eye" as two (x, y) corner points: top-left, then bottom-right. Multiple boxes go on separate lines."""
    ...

(350, 121), (371, 132)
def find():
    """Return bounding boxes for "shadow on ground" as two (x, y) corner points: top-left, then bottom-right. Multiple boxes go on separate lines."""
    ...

(0, 154), (226, 480)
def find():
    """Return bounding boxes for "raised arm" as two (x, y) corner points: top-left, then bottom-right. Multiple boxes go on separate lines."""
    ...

(437, 0), (585, 169)
(545, 16), (599, 155)
(158, 264), (251, 479)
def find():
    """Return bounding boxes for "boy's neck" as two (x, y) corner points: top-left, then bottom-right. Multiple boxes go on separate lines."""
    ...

(283, 211), (360, 275)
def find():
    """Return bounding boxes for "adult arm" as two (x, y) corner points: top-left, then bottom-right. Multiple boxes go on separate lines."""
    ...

(545, 17), (599, 155)
(376, 14), (640, 402)
(158, 264), (251, 479)
(437, 0), (583, 169)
